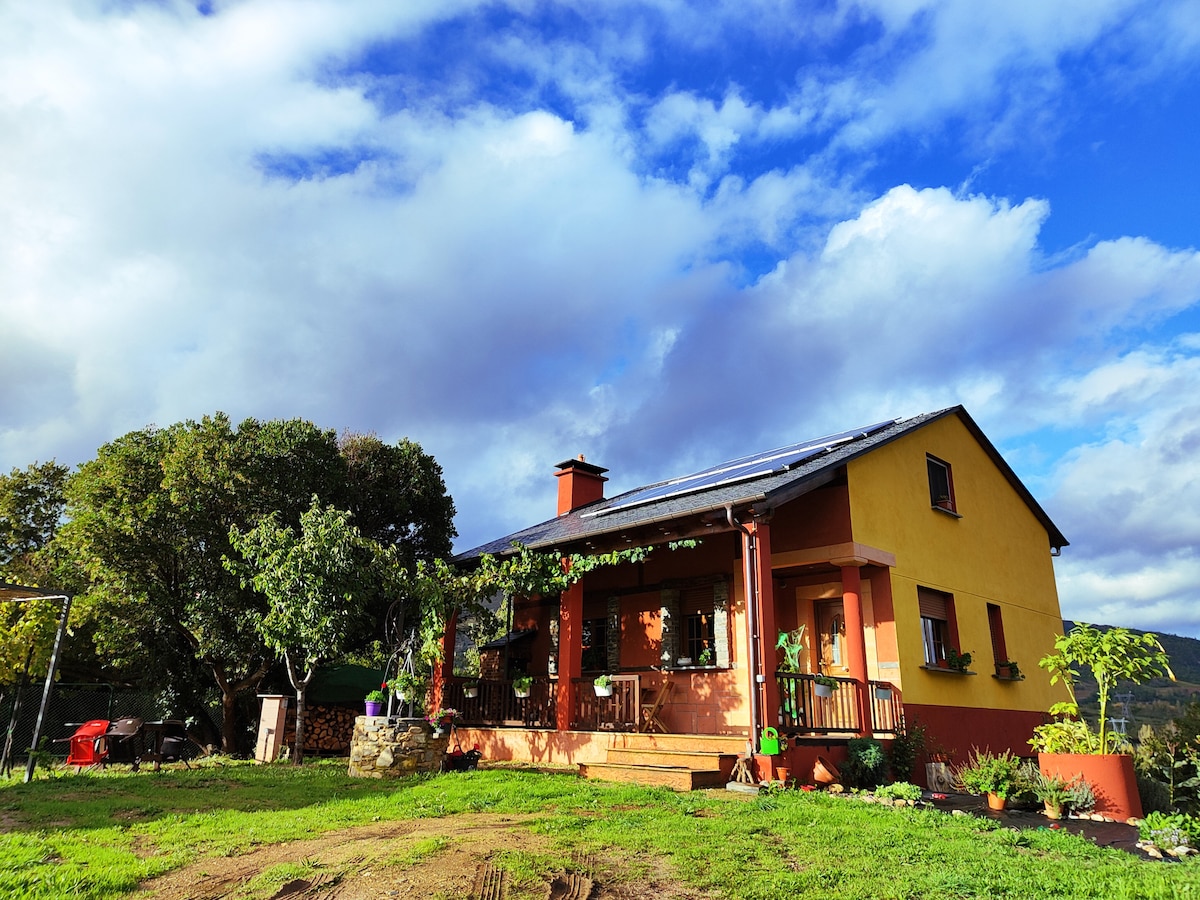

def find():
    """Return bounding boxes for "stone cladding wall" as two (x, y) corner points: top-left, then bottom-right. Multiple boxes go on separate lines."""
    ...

(347, 716), (450, 778)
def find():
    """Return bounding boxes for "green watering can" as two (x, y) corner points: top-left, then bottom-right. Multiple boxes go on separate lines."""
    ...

(760, 726), (781, 755)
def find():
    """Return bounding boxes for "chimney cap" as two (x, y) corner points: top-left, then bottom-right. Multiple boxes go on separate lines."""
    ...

(554, 457), (608, 476)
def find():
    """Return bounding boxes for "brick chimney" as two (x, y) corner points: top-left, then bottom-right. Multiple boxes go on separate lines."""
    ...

(555, 455), (608, 515)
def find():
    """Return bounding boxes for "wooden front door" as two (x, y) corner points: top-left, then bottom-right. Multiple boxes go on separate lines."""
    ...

(815, 600), (848, 675)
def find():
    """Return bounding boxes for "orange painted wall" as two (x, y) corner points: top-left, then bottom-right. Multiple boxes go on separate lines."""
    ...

(769, 483), (853, 553)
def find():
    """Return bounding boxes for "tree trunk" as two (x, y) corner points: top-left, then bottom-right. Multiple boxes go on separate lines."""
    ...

(284, 652), (316, 765)
(211, 658), (271, 755)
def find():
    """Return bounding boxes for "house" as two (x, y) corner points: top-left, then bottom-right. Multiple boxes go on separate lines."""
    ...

(445, 407), (1068, 786)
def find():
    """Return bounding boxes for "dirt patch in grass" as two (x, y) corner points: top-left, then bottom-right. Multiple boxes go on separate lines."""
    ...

(136, 813), (709, 900)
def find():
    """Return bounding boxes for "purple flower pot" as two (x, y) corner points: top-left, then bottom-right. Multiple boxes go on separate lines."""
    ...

(364, 700), (383, 717)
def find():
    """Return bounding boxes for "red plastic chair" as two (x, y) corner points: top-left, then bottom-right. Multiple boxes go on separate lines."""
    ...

(64, 720), (110, 771)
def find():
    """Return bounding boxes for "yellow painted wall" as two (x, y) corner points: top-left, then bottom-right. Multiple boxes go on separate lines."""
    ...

(846, 413), (1066, 713)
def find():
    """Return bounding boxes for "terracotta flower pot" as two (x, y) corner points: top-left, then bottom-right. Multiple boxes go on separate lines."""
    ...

(813, 755), (840, 785)
(986, 792), (1006, 811)
(1038, 752), (1143, 820)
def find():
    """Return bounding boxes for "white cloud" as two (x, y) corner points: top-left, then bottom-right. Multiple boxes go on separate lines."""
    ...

(3, 0), (1200, 642)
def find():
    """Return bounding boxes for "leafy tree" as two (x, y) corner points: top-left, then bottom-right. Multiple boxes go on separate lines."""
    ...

(59, 416), (346, 752)
(1, 461), (72, 694)
(340, 433), (457, 566)
(227, 500), (389, 763)
(0, 461), (69, 586)
(52, 414), (457, 754)
(1039, 623), (1174, 753)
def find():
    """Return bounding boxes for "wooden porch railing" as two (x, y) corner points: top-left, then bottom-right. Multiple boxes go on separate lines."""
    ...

(571, 674), (640, 731)
(775, 673), (903, 736)
(443, 678), (556, 728)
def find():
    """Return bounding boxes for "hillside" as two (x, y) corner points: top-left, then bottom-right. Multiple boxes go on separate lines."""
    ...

(1060, 621), (1200, 734)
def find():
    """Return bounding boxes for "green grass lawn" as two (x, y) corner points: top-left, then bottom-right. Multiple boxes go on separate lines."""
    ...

(1, 761), (1198, 899)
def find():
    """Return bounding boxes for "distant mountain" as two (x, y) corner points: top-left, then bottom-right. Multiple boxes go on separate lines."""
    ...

(1060, 621), (1200, 733)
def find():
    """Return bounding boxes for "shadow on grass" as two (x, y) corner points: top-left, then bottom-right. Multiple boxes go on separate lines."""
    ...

(0, 761), (592, 834)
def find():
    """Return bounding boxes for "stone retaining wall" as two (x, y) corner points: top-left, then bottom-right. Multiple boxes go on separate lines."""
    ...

(347, 716), (450, 778)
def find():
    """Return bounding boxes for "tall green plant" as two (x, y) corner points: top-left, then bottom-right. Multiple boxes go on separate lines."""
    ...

(775, 626), (806, 673)
(1037, 623), (1173, 754)
(228, 499), (390, 763)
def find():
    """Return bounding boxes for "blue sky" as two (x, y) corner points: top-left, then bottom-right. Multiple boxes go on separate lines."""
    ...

(3, 1), (1200, 637)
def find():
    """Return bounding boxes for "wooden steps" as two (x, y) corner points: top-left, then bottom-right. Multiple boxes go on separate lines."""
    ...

(578, 761), (728, 790)
(579, 745), (738, 791)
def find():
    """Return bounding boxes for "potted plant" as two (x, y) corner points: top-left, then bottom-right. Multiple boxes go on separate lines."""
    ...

(994, 659), (1021, 680)
(364, 685), (387, 717)
(954, 747), (1024, 810)
(1031, 771), (1078, 820)
(512, 675), (533, 698)
(392, 671), (425, 705)
(698, 647), (714, 667)
(776, 626), (806, 673)
(1031, 623), (1174, 820)
(463, 679), (479, 699)
(426, 707), (458, 736)
(813, 674), (839, 698)
(945, 647), (972, 673)
(593, 674), (614, 697)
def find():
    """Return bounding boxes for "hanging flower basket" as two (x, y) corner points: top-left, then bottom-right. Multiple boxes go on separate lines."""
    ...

(463, 683), (479, 699)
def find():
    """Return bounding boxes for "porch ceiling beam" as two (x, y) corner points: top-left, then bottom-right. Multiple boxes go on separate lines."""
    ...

(772, 542), (897, 570)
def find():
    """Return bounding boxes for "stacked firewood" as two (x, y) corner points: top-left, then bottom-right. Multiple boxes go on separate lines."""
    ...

(281, 704), (358, 755)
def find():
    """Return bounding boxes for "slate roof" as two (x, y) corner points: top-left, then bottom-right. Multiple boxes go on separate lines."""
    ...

(455, 406), (1068, 561)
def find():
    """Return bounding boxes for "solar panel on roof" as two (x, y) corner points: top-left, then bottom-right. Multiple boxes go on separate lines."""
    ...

(589, 420), (897, 517)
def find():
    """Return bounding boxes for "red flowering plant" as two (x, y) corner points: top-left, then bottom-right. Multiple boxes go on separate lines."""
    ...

(426, 707), (459, 727)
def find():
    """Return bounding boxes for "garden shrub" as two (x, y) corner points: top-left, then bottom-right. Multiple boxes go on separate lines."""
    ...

(874, 781), (922, 802)
(1133, 723), (1200, 815)
(1139, 810), (1200, 850)
(886, 720), (925, 783)
(842, 738), (887, 789)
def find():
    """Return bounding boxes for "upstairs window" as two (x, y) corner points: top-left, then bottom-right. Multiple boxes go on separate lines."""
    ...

(987, 603), (1008, 663)
(927, 454), (956, 513)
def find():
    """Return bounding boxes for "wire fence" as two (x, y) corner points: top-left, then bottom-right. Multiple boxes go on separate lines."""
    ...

(0, 683), (174, 772)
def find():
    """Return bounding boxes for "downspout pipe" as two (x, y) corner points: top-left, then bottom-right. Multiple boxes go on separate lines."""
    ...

(726, 504), (762, 756)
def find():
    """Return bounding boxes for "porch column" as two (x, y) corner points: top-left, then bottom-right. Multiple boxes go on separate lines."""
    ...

(839, 564), (872, 736)
(431, 609), (458, 714)
(743, 519), (779, 739)
(556, 581), (583, 731)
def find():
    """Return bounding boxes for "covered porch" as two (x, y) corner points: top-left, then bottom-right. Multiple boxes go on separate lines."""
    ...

(440, 670), (903, 739)
(438, 458), (908, 767)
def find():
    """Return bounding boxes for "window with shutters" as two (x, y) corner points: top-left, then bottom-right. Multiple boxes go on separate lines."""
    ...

(918, 587), (955, 666)
(685, 611), (716, 663)
(987, 603), (1008, 664)
(679, 582), (728, 667)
